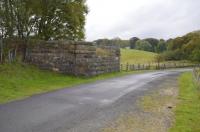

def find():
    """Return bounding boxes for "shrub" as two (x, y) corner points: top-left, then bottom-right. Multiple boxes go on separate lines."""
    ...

(161, 49), (184, 61)
(135, 40), (153, 52)
(190, 49), (200, 62)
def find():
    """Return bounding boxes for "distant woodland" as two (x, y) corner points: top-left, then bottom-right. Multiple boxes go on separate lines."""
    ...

(95, 30), (200, 62)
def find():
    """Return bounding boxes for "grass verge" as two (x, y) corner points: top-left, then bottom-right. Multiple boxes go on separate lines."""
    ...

(170, 72), (200, 132)
(0, 63), (149, 104)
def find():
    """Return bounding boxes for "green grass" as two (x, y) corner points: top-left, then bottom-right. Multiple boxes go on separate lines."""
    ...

(121, 49), (157, 64)
(170, 72), (200, 132)
(0, 63), (148, 104)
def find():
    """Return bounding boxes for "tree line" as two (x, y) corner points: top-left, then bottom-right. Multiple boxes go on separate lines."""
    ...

(95, 31), (200, 62)
(160, 31), (200, 62)
(130, 31), (200, 62)
(0, 0), (88, 63)
(94, 37), (167, 53)
(130, 37), (167, 53)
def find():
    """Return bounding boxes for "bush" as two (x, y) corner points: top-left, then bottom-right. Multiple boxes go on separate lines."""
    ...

(135, 40), (153, 52)
(190, 49), (200, 62)
(161, 49), (184, 61)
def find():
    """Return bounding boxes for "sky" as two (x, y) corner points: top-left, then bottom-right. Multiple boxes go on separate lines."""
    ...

(85, 0), (200, 41)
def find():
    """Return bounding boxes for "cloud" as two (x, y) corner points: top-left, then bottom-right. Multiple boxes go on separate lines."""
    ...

(85, 0), (200, 41)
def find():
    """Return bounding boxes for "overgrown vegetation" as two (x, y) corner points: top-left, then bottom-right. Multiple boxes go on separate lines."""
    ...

(160, 31), (200, 62)
(170, 72), (200, 132)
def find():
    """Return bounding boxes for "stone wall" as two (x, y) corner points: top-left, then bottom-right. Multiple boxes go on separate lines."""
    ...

(26, 40), (120, 76)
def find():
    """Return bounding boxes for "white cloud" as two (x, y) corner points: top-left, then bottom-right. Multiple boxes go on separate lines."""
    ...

(85, 0), (200, 41)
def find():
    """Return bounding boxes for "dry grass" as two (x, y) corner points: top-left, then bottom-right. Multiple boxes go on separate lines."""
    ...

(102, 86), (178, 132)
(140, 87), (178, 113)
(102, 113), (168, 132)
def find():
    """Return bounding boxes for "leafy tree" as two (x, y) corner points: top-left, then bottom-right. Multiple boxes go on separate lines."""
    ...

(191, 49), (200, 62)
(162, 30), (200, 62)
(0, 0), (16, 38)
(0, 0), (88, 40)
(167, 37), (185, 50)
(144, 38), (159, 52)
(135, 40), (153, 52)
(111, 38), (130, 48)
(130, 37), (139, 49)
(156, 39), (166, 53)
(94, 38), (130, 48)
(0, 0), (88, 62)
(33, 0), (88, 40)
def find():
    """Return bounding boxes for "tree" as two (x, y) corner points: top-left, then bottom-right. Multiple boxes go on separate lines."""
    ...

(162, 31), (200, 62)
(0, 0), (88, 62)
(135, 40), (153, 52)
(130, 37), (139, 49)
(144, 38), (159, 52)
(34, 0), (88, 40)
(0, 0), (88, 40)
(191, 49), (200, 62)
(156, 39), (166, 53)
(111, 38), (130, 48)
(0, 0), (16, 39)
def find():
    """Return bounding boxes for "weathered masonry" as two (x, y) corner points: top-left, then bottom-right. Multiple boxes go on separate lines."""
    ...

(26, 41), (120, 76)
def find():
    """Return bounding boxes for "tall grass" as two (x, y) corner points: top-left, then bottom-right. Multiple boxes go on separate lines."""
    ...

(170, 72), (200, 132)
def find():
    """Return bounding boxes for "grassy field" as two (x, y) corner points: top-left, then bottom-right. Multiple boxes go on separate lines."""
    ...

(121, 49), (157, 64)
(0, 63), (149, 104)
(170, 72), (200, 132)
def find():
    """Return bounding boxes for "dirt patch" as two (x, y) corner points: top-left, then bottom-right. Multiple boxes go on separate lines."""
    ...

(102, 80), (178, 132)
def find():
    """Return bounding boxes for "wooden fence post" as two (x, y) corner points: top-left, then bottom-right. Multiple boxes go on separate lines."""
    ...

(120, 64), (123, 71)
(130, 64), (133, 71)
(126, 63), (129, 72)
(148, 63), (151, 70)
(174, 63), (176, 68)
(138, 64), (140, 70)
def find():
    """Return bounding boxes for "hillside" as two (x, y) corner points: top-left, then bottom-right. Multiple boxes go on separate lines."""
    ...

(121, 49), (157, 64)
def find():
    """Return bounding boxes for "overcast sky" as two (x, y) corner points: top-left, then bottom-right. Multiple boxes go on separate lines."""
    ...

(85, 0), (200, 41)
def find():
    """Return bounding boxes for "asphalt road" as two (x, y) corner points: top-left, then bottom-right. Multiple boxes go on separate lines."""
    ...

(0, 69), (191, 132)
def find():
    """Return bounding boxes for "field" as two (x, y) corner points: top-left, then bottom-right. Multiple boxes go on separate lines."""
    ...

(120, 49), (157, 64)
